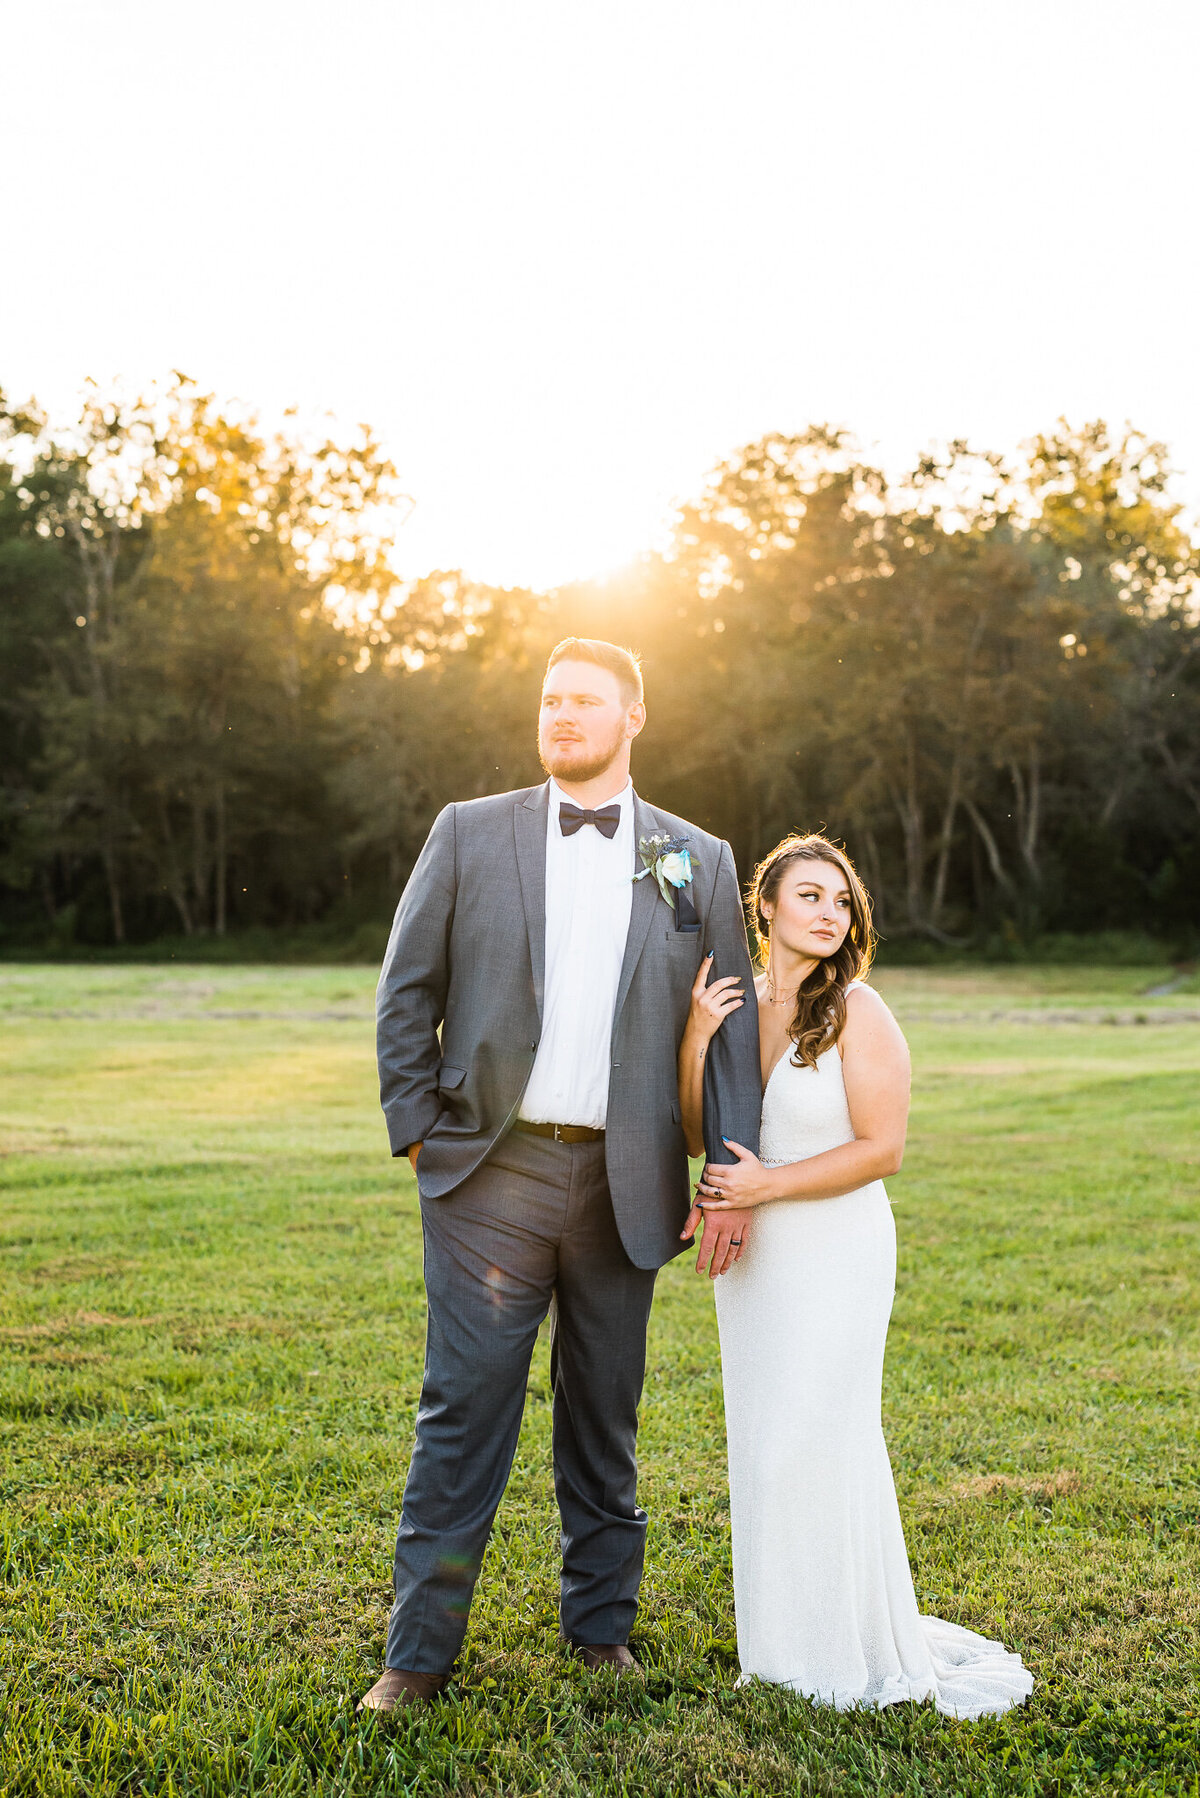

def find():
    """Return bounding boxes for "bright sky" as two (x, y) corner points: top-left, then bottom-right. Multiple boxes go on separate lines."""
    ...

(3, 0), (1198, 590)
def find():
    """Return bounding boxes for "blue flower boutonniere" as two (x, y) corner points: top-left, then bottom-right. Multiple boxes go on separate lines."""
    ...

(635, 831), (698, 909)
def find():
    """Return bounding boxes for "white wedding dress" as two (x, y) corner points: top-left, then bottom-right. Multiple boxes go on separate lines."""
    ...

(714, 1007), (1033, 1718)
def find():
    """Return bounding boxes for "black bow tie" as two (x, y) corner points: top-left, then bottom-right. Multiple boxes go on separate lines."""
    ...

(559, 802), (621, 840)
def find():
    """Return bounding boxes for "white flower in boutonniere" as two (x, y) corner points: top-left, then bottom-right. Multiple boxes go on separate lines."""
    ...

(635, 831), (698, 909)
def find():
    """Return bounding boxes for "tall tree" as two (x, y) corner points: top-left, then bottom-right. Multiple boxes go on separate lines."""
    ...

(2, 379), (403, 938)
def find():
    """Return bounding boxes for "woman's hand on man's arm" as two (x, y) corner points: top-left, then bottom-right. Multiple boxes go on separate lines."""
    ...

(688, 952), (745, 1042)
(677, 952), (745, 1156)
(697, 986), (911, 1210)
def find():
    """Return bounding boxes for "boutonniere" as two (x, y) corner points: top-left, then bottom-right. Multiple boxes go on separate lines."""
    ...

(635, 832), (698, 908)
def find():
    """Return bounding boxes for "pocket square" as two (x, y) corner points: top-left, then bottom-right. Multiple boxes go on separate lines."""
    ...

(674, 887), (700, 933)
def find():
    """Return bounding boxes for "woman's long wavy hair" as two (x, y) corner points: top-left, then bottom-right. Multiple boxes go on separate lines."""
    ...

(748, 834), (877, 1069)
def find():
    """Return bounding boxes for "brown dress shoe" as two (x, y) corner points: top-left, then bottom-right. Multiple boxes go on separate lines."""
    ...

(356, 1668), (448, 1713)
(572, 1643), (643, 1675)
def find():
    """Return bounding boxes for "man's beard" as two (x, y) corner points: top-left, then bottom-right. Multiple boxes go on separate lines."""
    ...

(539, 724), (626, 785)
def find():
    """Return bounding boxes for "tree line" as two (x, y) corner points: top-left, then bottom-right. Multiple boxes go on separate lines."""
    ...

(2, 379), (1198, 953)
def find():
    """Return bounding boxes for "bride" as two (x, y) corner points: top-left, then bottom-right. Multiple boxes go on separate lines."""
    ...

(677, 833), (1033, 1719)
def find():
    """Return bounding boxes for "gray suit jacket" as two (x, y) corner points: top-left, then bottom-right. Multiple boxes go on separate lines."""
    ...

(376, 782), (761, 1269)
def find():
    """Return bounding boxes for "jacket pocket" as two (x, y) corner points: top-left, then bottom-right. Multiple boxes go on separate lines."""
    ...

(437, 1064), (467, 1090)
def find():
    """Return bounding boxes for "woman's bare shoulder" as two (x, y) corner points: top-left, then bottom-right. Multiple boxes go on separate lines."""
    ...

(844, 981), (908, 1045)
(844, 979), (891, 1015)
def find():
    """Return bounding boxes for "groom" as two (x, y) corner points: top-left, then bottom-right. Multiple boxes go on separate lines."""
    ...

(360, 638), (761, 1710)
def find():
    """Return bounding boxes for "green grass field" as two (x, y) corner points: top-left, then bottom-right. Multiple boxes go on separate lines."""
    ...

(1, 963), (1197, 1797)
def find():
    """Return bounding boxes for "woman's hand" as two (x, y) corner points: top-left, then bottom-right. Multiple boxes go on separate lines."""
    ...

(677, 955), (745, 1162)
(686, 953), (744, 1043)
(695, 1139), (779, 1210)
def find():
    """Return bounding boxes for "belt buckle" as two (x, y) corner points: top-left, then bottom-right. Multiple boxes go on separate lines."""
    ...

(552, 1123), (564, 1142)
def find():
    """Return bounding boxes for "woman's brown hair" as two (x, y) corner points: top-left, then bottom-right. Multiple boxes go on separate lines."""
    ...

(748, 834), (877, 1069)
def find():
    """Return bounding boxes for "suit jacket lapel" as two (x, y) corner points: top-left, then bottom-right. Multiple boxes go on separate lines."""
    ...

(613, 792), (660, 1030)
(514, 783), (549, 1022)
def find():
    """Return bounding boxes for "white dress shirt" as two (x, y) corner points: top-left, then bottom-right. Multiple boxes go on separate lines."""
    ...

(518, 776), (635, 1129)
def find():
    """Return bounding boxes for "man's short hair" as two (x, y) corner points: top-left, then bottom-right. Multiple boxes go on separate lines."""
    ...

(545, 637), (644, 709)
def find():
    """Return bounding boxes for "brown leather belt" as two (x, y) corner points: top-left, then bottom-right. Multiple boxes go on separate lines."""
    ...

(512, 1120), (605, 1144)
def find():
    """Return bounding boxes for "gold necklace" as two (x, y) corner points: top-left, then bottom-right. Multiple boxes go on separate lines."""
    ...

(766, 962), (801, 1006)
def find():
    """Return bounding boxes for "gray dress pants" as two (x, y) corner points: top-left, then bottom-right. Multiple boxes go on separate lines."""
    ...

(386, 1128), (658, 1673)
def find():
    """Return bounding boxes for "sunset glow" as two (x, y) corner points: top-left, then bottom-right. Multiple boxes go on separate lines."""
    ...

(4, 0), (1199, 590)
